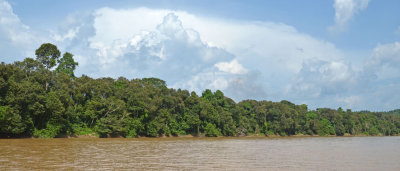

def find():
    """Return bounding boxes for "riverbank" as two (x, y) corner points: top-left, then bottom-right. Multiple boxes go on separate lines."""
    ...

(2, 132), (396, 139)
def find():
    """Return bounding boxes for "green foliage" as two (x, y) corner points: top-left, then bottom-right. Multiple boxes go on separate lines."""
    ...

(142, 77), (167, 89)
(33, 123), (62, 138)
(71, 124), (96, 136)
(35, 43), (60, 69)
(146, 121), (159, 137)
(46, 91), (65, 120)
(95, 98), (128, 137)
(266, 130), (275, 136)
(124, 118), (143, 138)
(279, 131), (287, 136)
(126, 129), (137, 138)
(56, 52), (78, 78)
(169, 119), (186, 136)
(201, 89), (214, 101)
(204, 123), (220, 137)
(306, 112), (318, 120)
(0, 106), (26, 135)
(1, 44), (400, 138)
(368, 126), (380, 136)
(317, 118), (335, 136)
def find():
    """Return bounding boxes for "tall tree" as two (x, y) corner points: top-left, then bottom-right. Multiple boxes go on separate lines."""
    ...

(35, 43), (61, 70)
(56, 52), (78, 78)
(35, 43), (60, 90)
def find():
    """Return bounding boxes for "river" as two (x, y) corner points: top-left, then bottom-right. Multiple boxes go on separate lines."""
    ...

(1, 136), (399, 170)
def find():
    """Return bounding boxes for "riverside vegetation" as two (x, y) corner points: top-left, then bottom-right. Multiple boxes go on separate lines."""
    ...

(1, 43), (400, 138)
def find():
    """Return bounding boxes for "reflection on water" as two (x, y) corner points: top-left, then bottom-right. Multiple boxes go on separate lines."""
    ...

(1, 137), (400, 170)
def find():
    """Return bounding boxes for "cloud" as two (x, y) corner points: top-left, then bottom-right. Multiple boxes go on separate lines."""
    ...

(224, 71), (268, 101)
(287, 42), (400, 110)
(2, 2), (400, 110)
(55, 11), (239, 94)
(56, 7), (345, 103)
(328, 0), (370, 34)
(51, 7), (354, 107)
(364, 42), (400, 81)
(215, 60), (247, 74)
(83, 7), (343, 74)
(287, 58), (358, 108)
(0, 0), (43, 62)
(52, 12), (99, 73)
(179, 17), (343, 73)
(290, 59), (356, 96)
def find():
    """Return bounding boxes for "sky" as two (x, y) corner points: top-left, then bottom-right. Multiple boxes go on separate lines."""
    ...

(1, 0), (400, 111)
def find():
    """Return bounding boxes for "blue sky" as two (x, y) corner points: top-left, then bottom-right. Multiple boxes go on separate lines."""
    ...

(1, 0), (400, 110)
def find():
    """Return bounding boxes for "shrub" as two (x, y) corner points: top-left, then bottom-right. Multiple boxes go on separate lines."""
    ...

(204, 123), (220, 137)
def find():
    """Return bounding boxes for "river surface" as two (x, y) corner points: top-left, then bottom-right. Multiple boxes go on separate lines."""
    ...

(1, 136), (400, 170)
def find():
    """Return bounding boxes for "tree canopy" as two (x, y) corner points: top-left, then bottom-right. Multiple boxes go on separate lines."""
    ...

(56, 52), (78, 78)
(1, 43), (400, 138)
(35, 43), (61, 70)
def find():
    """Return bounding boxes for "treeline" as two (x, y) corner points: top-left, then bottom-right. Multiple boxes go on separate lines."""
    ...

(1, 43), (400, 138)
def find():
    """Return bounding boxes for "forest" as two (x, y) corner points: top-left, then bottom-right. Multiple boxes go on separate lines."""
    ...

(1, 43), (400, 138)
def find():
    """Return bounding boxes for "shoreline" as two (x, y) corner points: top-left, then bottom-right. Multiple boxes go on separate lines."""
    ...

(1, 133), (397, 139)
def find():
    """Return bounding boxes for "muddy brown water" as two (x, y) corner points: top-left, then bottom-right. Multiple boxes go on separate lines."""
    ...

(1, 136), (399, 170)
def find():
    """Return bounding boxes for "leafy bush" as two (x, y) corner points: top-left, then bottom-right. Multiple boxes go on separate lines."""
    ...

(317, 119), (335, 136)
(33, 124), (61, 138)
(205, 123), (220, 137)
(71, 124), (95, 136)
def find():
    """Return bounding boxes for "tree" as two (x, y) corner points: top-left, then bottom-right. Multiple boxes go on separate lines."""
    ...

(142, 77), (167, 89)
(35, 43), (60, 70)
(56, 52), (78, 78)
(204, 122), (220, 137)
(201, 89), (214, 101)
(2, 47), (400, 138)
(0, 106), (26, 137)
(45, 91), (65, 121)
(317, 118), (335, 136)
(35, 43), (60, 91)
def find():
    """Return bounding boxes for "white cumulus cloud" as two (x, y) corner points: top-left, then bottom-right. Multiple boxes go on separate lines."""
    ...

(0, 0), (44, 62)
(287, 41), (400, 110)
(2, 1), (400, 110)
(51, 7), (352, 105)
(328, 0), (370, 34)
(215, 60), (247, 74)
